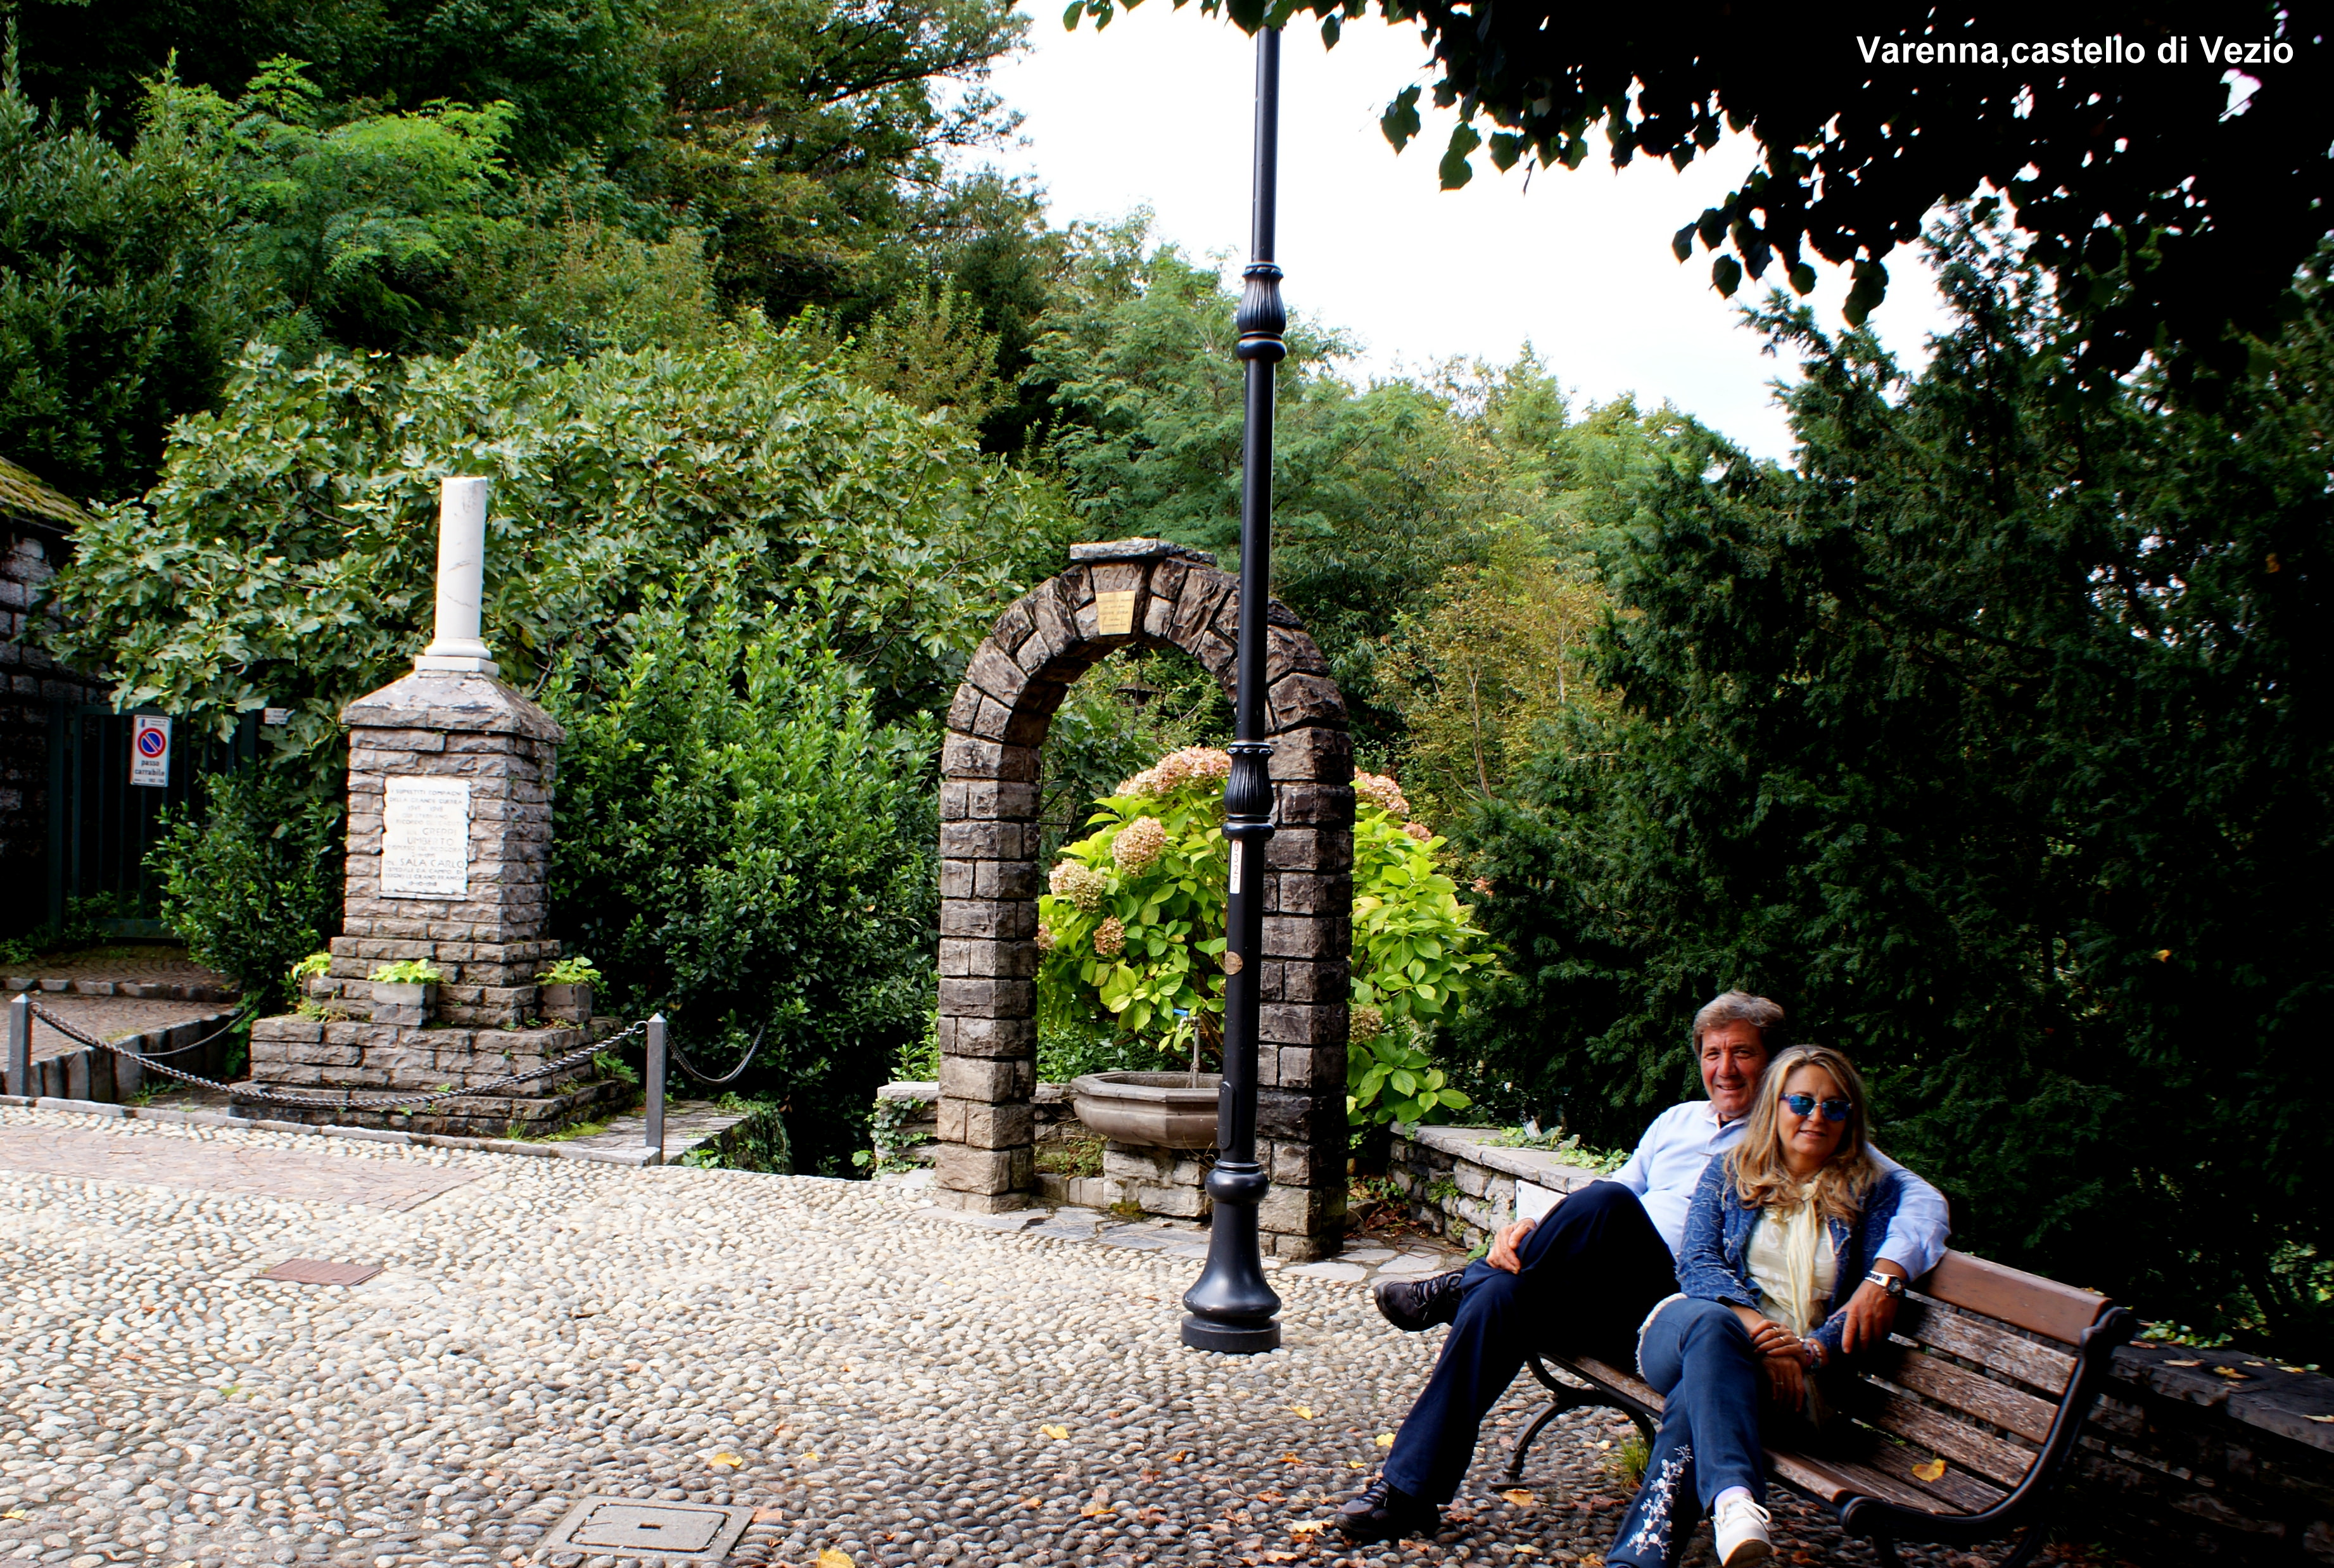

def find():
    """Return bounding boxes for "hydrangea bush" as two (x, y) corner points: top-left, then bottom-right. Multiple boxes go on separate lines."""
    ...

(1035, 749), (1494, 1127)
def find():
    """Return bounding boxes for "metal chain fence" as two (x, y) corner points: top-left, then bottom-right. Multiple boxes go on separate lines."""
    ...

(18, 998), (644, 1114)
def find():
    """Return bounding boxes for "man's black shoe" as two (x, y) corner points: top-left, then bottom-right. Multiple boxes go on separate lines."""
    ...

(1335, 1475), (1440, 1543)
(1374, 1268), (1467, 1332)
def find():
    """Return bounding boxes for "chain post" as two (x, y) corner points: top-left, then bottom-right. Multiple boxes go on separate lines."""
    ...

(6, 994), (29, 1099)
(645, 1014), (667, 1165)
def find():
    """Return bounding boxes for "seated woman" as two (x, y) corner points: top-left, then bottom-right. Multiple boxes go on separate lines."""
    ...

(1603, 1044), (1910, 1568)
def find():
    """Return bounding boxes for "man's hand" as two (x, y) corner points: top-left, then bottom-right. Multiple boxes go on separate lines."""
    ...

(1762, 1352), (1806, 1410)
(1487, 1217), (1538, 1274)
(1839, 1263), (1907, 1355)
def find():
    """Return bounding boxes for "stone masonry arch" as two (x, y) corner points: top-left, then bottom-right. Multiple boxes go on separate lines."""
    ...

(934, 537), (1353, 1260)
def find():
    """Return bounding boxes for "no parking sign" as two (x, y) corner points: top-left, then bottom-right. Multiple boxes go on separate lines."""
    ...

(130, 715), (171, 787)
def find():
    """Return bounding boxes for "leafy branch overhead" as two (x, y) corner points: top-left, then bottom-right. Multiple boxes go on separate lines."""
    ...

(1065, 0), (2329, 389)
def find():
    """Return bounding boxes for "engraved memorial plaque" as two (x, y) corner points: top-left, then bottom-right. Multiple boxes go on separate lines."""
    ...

(1094, 589), (1137, 635)
(380, 776), (471, 898)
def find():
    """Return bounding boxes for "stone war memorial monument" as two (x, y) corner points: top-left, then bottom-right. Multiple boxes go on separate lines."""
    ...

(246, 478), (625, 1135)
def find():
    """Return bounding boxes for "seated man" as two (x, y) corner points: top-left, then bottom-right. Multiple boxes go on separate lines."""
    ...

(1336, 990), (1952, 1543)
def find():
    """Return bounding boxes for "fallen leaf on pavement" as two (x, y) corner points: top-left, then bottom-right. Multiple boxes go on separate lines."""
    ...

(1513, 1547), (1539, 1557)
(1290, 1520), (1328, 1536)
(1911, 1458), (1947, 1482)
(1141, 1469), (1162, 1483)
(799, 1453), (820, 1465)
(1262, 1553), (1300, 1563)
(1348, 1460), (1366, 1469)
(1041, 1424), (1071, 1440)
(1171, 1450), (1192, 1462)
(2307, 1413), (2334, 1424)
(817, 1553), (855, 1568)
(1254, 1491), (1286, 1505)
(752, 1507), (786, 1524)
(1375, 1432), (1395, 1448)
(1282, 1453), (1302, 1463)
(1582, 1556), (1605, 1568)
(1137, 1507), (1169, 1524)
(707, 1452), (744, 1469)
(1022, 1497), (1041, 1508)
(1082, 1484), (1112, 1517)
(0, 1510), (23, 1521)
(2212, 1367), (2252, 1380)
(1289, 1405), (1315, 1419)
(1500, 1489), (1537, 1508)
(2162, 1359), (2202, 1367)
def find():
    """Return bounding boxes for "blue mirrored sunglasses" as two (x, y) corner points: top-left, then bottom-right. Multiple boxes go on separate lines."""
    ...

(1783, 1092), (1852, 1123)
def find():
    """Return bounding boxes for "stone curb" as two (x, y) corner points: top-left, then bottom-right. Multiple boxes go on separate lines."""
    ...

(5, 975), (239, 1002)
(0, 1093), (664, 1166)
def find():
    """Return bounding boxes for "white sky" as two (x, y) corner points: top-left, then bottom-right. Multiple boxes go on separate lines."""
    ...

(973, 7), (1957, 463)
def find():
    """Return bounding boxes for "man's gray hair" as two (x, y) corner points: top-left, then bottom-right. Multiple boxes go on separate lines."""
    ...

(1692, 989), (1786, 1049)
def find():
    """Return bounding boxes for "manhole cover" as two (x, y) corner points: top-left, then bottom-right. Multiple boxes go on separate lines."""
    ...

(260, 1258), (383, 1286)
(542, 1498), (754, 1562)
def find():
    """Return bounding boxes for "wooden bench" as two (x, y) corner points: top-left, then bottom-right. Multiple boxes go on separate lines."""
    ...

(1506, 1251), (2136, 1567)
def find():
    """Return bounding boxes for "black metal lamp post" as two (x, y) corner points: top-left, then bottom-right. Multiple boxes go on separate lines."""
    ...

(1181, 23), (1286, 1356)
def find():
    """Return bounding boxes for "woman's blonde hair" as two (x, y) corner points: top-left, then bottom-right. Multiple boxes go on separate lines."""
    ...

(1727, 1043), (1882, 1224)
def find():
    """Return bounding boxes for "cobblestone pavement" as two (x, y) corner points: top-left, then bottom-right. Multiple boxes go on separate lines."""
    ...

(0, 1106), (2087, 1568)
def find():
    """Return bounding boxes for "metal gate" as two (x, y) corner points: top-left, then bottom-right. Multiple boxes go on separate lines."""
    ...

(44, 705), (257, 934)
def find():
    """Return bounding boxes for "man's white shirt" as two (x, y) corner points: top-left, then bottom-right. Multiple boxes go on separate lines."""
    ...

(1606, 1100), (1952, 1279)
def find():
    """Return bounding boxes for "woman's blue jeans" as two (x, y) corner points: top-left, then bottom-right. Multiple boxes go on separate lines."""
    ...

(1604, 1296), (1769, 1568)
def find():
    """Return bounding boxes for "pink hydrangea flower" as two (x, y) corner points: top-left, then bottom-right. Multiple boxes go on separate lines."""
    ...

(1048, 861), (1108, 911)
(1354, 771), (1412, 819)
(1403, 821), (1433, 842)
(1093, 916), (1126, 958)
(1118, 745), (1233, 799)
(1112, 815), (1169, 873)
(1349, 1004), (1386, 1042)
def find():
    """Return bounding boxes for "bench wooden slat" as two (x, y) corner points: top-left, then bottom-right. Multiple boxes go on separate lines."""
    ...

(1867, 1392), (2037, 1489)
(1770, 1452), (1941, 1515)
(1876, 1346), (2058, 1444)
(1919, 1252), (2105, 1347)
(1571, 1355), (1658, 1410)
(1854, 1434), (2007, 1515)
(1895, 1299), (2076, 1395)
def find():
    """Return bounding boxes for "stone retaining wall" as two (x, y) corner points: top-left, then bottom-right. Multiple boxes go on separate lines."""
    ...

(880, 1080), (1215, 1217)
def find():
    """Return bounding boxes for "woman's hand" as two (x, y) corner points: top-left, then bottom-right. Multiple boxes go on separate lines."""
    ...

(1763, 1352), (1807, 1410)
(1731, 1306), (1799, 1360)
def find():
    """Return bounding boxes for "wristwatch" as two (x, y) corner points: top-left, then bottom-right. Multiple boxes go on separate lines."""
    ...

(1865, 1270), (1906, 1298)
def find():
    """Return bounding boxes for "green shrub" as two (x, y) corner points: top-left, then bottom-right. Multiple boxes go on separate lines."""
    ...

(369, 959), (443, 985)
(1035, 748), (1494, 1112)
(544, 602), (937, 1177)
(148, 767), (342, 1009)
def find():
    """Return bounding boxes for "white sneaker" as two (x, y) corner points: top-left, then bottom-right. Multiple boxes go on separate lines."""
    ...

(1712, 1493), (1773, 1566)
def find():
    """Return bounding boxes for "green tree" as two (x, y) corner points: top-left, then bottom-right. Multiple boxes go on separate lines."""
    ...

(1028, 222), (1509, 745)
(0, 49), (246, 498)
(1457, 215), (2334, 1359)
(45, 320), (1053, 774)
(633, 0), (1028, 324)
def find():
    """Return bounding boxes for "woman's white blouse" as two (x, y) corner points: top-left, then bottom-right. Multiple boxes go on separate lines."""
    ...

(1746, 1196), (1837, 1336)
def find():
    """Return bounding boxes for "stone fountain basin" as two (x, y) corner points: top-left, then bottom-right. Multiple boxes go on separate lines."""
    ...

(1071, 1071), (1221, 1150)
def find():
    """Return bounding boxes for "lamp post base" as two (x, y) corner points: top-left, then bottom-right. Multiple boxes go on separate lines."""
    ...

(1179, 1315), (1282, 1354)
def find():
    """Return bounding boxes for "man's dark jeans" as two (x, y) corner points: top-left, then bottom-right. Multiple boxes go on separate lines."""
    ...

(1381, 1180), (1678, 1505)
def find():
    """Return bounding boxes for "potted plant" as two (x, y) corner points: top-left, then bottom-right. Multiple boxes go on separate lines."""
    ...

(370, 959), (444, 1023)
(535, 956), (603, 1023)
